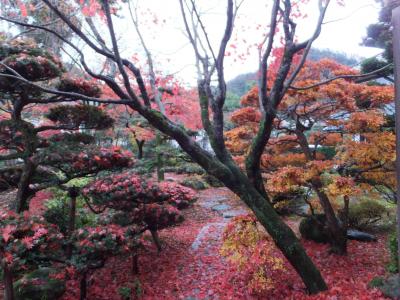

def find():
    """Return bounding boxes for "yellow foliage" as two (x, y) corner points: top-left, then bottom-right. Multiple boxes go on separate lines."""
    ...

(220, 215), (285, 294)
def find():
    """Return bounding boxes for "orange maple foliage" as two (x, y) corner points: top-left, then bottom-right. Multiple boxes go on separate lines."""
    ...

(225, 58), (394, 207)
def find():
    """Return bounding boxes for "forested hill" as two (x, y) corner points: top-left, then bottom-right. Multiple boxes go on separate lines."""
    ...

(226, 48), (361, 110)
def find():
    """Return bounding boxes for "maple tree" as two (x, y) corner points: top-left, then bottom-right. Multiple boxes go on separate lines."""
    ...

(226, 58), (394, 253)
(0, 0), (391, 293)
(0, 210), (63, 300)
(82, 172), (194, 250)
(0, 38), (134, 212)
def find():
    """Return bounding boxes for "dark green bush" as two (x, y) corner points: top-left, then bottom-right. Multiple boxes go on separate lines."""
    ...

(180, 177), (207, 190)
(299, 214), (330, 243)
(343, 199), (388, 230)
(44, 189), (96, 234)
(202, 174), (224, 187)
(368, 276), (384, 289)
(14, 268), (66, 300)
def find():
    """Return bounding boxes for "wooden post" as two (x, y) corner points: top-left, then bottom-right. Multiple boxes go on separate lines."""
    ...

(392, 5), (400, 273)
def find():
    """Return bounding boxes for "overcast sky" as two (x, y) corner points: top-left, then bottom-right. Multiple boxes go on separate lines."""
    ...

(107, 0), (382, 84)
(1, 0), (383, 84)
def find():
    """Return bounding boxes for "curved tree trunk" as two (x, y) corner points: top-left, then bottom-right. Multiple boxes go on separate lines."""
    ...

(224, 169), (328, 294)
(137, 106), (328, 294)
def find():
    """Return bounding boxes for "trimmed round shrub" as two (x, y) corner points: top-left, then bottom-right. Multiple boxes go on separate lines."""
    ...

(14, 268), (66, 300)
(180, 177), (207, 190)
(299, 214), (330, 243)
(339, 199), (388, 230)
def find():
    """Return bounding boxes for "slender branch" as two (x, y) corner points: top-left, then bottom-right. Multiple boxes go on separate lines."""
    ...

(283, 0), (331, 93)
(103, 0), (148, 108)
(0, 15), (130, 100)
(189, 0), (217, 64)
(258, 0), (280, 110)
(290, 63), (393, 90)
(0, 64), (133, 105)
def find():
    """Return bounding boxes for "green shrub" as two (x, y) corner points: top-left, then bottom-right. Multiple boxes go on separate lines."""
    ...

(345, 199), (388, 230)
(388, 233), (398, 273)
(368, 276), (384, 288)
(202, 174), (224, 187)
(14, 268), (66, 300)
(118, 286), (132, 300)
(164, 163), (205, 175)
(180, 177), (207, 190)
(44, 189), (96, 234)
(299, 214), (330, 243)
(317, 146), (336, 159)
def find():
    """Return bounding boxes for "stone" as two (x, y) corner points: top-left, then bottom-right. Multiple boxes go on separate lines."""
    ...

(211, 204), (231, 211)
(14, 267), (66, 300)
(347, 229), (377, 242)
(222, 210), (246, 218)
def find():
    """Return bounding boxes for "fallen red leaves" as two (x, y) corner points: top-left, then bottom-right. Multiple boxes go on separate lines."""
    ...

(29, 190), (52, 216)
(57, 187), (389, 299)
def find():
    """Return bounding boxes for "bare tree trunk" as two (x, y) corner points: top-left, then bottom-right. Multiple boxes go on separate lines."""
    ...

(80, 273), (87, 300)
(150, 229), (162, 252)
(156, 135), (164, 182)
(3, 263), (14, 300)
(312, 180), (347, 255)
(67, 187), (79, 258)
(136, 139), (145, 159)
(15, 158), (35, 213)
(132, 251), (139, 275)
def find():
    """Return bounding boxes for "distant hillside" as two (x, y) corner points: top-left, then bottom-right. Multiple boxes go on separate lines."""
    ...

(307, 48), (360, 67)
(226, 48), (361, 104)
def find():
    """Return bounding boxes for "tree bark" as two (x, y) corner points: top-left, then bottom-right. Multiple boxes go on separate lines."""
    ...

(136, 139), (144, 159)
(150, 229), (162, 252)
(3, 262), (14, 300)
(15, 158), (36, 213)
(132, 251), (139, 275)
(138, 107), (328, 293)
(312, 179), (347, 255)
(80, 273), (87, 300)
